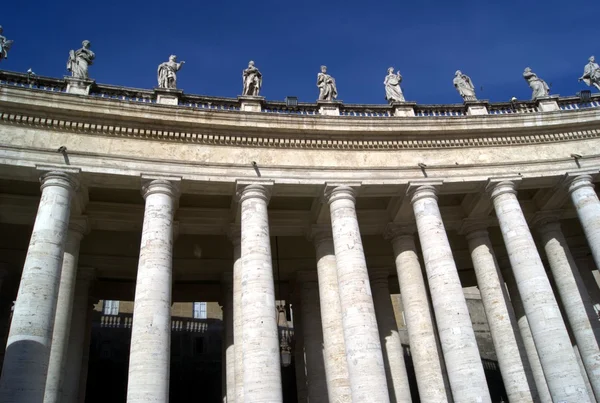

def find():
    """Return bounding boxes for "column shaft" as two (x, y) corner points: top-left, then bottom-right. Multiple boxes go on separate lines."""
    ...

(537, 220), (600, 400)
(491, 181), (589, 402)
(0, 171), (77, 403)
(313, 232), (351, 403)
(62, 268), (95, 403)
(239, 184), (282, 403)
(411, 185), (491, 403)
(370, 271), (412, 403)
(292, 296), (308, 403)
(569, 175), (600, 270)
(222, 274), (235, 403)
(126, 179), (178, 403)
(44, 219), (87, 403)
(231, 233), (244, 403)
(298, 275), (328, 403)
(326, 185), (390, 403)
(389, 232), (449, 402)
(466, 228), (537, 402)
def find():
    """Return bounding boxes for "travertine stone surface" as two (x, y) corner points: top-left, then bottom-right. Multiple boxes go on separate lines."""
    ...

(312, 229), (352, 403)
(222, 273), (235, 403)
(387, 229), (449, 403)
(44, 217), (88, 403)
(569, 174), (600, 271)
(230, 229), (243, 403)
(326, 185), (390, 403)
(490, 181), (589, 402)
(502, 266), (553, 403)
(238, 183), (282, 403)
(369, 270), (412, 403)
(465, 226), (537, 403)
(535, 218), (600, 400)
(62, 267), (95, 403)
(292, 293), (308, 403)
(410, 184), (491, 403)
(126, 179), (179, 403)
(0, 170), (78, 403)
(297, 272), (328, 403)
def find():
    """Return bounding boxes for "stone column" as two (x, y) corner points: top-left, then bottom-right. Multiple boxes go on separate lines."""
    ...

(62, 268), (95, 403)
(463, 224), (538, 402)
(76, 300), (95, 403)
(369, 270), (412, 403)
(0, 268), (16, 373)
(0, 170), (78, 403)
(568, 174), (600, 270)
(297, 272), (328, 403)
(230, 228), (243, 403)
(126, 178), (179, 403)
(386, 228), (449, 402)
(44, 217), (88, 403)
(311, 228), (351, 403)
(502, 266), (553, 403)
(238, 183), (282, 403)
(490, 180), (589, 402)
(292, 294), (308, 403)
(410, 184), (491, 403)
(534, 216), (600, 401)
(222, 273), (235, 403)
(325, 185), (390, 403)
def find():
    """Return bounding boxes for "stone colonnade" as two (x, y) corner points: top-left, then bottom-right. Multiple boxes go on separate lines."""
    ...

(0, 172), (599, 403)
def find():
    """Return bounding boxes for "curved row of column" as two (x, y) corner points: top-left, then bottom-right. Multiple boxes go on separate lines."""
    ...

(1, 171), (600, 403)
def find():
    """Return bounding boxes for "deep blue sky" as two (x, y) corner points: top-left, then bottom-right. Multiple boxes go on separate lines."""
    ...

(2, 0), (598, 104)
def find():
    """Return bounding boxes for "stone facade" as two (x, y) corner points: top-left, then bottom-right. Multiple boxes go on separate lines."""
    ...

(0, 70), (599, 403)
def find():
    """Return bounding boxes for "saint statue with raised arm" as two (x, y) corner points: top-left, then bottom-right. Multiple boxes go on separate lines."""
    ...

(242, 60), (262, 96)
(317, 65), (338, 101)
(453, 70), (477, 101)
(579, 56), (600, 91)
(0, 26), (13, 63)
(67, 40), (95, 79)
(384, 67), (405, 103)
(523, 67), (550, 100)
(157, 55), (185, 89)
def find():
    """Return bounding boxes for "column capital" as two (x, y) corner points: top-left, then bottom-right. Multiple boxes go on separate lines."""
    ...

(566, 173), (596, 194)
(141, 176), (181, 200)
(530, 211), (563, 235)
(369, 268), (392, 283)
(76, 267), (96, 286)
(324, 183), (360, 205)
(68, 216), (89, 238)
(38, 169), (80, 193)
(459, 218), (491, 239)
(308, 225), (332, 245)
(296, 271), (318, 283)
(236, 181), (273, 204)
(408, 183), (441, 204)
(227, 224), (241, 246)
(487, 179), (520, 201)
(384, 222), (416, 241)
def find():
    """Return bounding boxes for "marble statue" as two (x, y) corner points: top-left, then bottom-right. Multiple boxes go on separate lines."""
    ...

(157, 55), (185, 89)
(384, 67), (405, 103)
(317, 65), (338, 101)
(453, 70), (477, 101)
(67, 40), (95, 79)
(242, 60), (262, 96)
(523, 67), (550, 100)
(0, 26), (13, 63)
(579, 56), (600, 91)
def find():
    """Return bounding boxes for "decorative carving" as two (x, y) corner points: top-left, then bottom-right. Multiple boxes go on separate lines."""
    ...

(523, 67), (550, 100)
(157, 55), (185, 89)
(67, 40), (95, 79)
(317, 65), (338, 101)
(0, 26), (13, 63)
(384, 67), (405, 103)
(579, 56), (600, 91)
(453, 70), (477, 101)
(242, 60), (262, 96)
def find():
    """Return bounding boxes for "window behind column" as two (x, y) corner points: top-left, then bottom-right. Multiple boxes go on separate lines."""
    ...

(193, 302), (207, 319)
(103, 300), (120, 316)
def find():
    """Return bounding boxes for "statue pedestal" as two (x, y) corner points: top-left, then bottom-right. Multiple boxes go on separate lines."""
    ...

(154, 88), (183, 106)
(536, 95), (560, 112)
(391, 102), (416, 117)
(65, 77), (95, 95)
(317, 100), (342, 116)
(238, 96), (264, 112)
(465, 100), (489, 116)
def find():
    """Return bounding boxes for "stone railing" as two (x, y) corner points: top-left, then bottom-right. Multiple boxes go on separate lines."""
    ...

(2, 69), (600, 118)
(98, 313), (216, 334)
